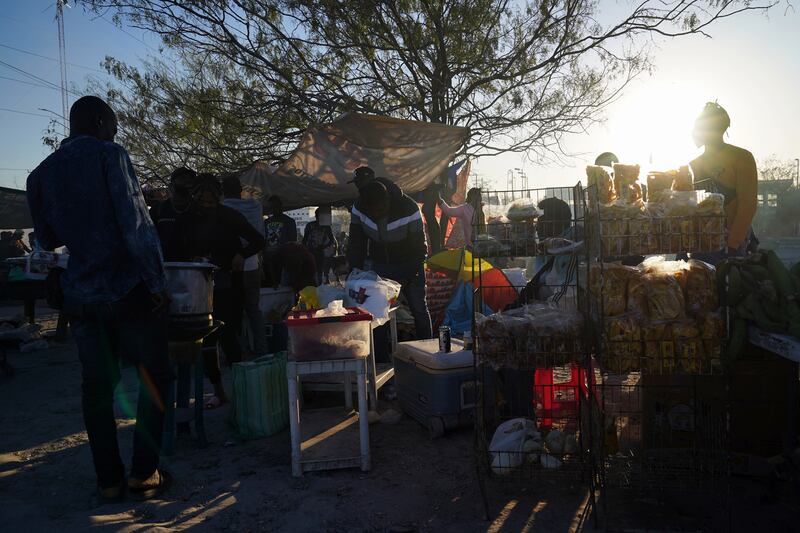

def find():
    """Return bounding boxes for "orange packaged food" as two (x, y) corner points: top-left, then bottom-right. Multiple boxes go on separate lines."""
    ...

(642, 320), (675, 373)
(612, 163), (640, 197)
(626, 273), (649, 317)
(696, 193), (726, 252)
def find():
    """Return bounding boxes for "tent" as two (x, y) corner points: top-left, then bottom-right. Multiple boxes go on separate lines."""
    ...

(240, 113), (469, 209)
(425, 249), (519, 333)
(0, 186), (32, 229)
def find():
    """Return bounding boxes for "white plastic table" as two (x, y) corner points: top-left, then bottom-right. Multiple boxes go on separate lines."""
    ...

(287, 357), (371, 477)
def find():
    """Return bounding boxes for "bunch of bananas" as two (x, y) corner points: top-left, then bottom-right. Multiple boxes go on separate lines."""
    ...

(718, 250), (800, 360)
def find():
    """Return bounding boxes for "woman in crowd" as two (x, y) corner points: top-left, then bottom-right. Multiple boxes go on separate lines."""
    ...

(437, 187), (485, 249)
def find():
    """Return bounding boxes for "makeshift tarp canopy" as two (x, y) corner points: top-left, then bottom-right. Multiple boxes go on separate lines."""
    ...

(0, 186), (32, 229)
(425, 249), (519, 332)
(239, 113), (470, 209)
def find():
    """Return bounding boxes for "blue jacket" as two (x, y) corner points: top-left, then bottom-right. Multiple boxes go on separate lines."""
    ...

(27, 135), (166, 304)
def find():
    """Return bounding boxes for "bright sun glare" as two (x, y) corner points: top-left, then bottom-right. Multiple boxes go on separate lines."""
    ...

(606, 82), (705, 174)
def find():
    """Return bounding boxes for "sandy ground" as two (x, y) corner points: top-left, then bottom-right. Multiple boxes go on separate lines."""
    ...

(0, 307), (797, 532)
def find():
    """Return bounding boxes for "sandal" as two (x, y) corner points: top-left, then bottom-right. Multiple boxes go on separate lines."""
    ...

(97, 479), (126, 504)
(128, 469), (172, 501)
(204, 395), (226, 410)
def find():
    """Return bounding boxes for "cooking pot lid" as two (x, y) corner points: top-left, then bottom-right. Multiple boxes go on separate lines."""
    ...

(164, 261), (217, 269)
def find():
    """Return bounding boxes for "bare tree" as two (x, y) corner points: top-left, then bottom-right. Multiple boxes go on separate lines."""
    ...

(79, 0), (776, 164)
(759, 154), (798, 182)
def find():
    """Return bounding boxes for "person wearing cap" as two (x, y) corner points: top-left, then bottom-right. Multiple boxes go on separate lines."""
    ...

(222, 174), (268, 356)
(349, 165), (404, 199)
(348, 180), (432, 350)
(690, 102), (758, 260)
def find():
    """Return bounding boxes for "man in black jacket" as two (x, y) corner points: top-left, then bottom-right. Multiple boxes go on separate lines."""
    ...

(347, 180), (432, 342)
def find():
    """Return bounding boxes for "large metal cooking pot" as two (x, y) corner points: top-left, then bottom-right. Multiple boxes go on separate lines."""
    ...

(164, 262), (216, 319)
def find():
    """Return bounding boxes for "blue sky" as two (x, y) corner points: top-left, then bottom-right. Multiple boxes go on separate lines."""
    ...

(0, 1), (798, 190)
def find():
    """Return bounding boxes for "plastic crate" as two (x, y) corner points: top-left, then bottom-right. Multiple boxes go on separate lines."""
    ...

(285, 307), (372, 361)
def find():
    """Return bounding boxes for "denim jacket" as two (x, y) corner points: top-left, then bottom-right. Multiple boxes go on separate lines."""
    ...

(27, 135), (166, 304)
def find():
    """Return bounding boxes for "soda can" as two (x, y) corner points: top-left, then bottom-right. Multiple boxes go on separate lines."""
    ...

(438, 326), (451, 353)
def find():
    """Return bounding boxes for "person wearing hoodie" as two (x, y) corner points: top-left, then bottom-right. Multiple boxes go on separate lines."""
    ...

(222, 175), (268, 356)
(348, 179), (432, 348)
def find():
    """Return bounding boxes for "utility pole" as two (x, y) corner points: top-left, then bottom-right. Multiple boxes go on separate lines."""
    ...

(795, 158), (799, 188)
(56, 0), (69, 136)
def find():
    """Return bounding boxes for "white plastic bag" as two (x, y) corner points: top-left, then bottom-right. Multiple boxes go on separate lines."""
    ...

(316, 284), (346, 308)
(488, 418), (539, 475)
(344, 269), (401, 324)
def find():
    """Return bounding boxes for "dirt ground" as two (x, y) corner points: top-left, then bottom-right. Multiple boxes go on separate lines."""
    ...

(0, 308), (797, 532)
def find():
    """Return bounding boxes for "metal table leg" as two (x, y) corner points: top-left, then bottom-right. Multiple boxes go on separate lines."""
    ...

(162, 375), (176, 456)
(288, 364), (302, 477)
(357, 362), (371, 472)
(194, 351), (208, 448)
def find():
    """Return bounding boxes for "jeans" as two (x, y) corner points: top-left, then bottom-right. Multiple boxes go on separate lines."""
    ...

(204, 272), (244, 385)
(373, 263), (432, 362)
(66, 284), (171, 489)
(242, 269), (267, 355)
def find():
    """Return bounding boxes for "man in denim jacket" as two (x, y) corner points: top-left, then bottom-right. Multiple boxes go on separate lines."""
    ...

(27, 96), (172, 501)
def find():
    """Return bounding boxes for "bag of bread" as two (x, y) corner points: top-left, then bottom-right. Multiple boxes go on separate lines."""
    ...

(672, 319), (703, 373)
(671, 166), (693, 191)
(589, 262), (637, 316)
(696, 192), (725, 252)
(612, 163), (640, 197)
(684, 260), (718, 315)
(642, 320), (675, 373)
(586, 165), (616, 207)
(641, 256), (690, 290)
(476, 312), (518, 367)
(626, 272), (649, 317)
(643, 273), (685, 321)
(604, 314), (642, 373)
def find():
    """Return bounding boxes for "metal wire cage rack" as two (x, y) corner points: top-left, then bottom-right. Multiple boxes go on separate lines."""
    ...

(470, 184), (600, 519)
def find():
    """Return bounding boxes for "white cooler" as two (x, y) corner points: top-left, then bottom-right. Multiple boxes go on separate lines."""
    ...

(393, 338), (475, 438)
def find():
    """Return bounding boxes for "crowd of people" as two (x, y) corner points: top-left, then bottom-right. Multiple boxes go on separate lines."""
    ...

(20, 91), (757, 505)
(22, 96), (445, 502)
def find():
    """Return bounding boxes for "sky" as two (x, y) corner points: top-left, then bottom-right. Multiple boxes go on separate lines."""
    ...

(0, 1), (798, 191)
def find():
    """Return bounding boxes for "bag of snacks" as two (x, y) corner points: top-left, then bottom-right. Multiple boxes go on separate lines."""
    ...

(684, 260), (718, 315)
(643, 273), (685, 321)
(628, 204), (661, 255)
(626, 273), (649, 317)
(696, 192), (725, 252)
(698, 311), (725, 365)
(672, 319), (703, 373)
(604, 314), (642, 373)
(589, 262), (638, 316)
(596, 202), (634, 258)
(655, 190), (700, 253)
(586, 165), (616, 207)
(641, 320), (675, 373)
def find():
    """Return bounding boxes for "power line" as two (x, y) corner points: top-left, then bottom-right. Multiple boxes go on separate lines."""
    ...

(0, 74), (59, 91)
(0, 106), (53, 119)
(0, 43), (104, 73)
(0, 59), (82, 97)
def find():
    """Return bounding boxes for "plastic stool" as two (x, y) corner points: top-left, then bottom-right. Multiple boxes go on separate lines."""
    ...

(287, 357), (370, 477)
